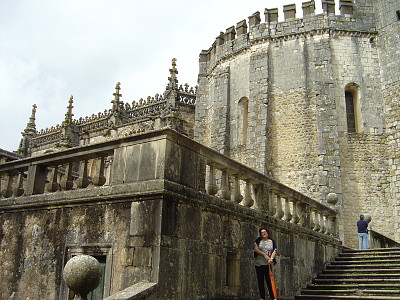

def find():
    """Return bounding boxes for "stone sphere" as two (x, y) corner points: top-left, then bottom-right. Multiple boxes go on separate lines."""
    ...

(364, 214), (372, 223)
(326, 193), (338, 205)
(63, 255), (102, 296)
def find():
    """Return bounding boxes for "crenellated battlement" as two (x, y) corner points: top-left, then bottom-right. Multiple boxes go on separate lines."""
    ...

(199, 0), (376, 69)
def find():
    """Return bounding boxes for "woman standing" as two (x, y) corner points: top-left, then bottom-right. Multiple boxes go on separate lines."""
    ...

(253, 227), (277, 300)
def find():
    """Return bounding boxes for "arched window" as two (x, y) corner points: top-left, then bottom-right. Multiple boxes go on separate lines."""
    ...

(238, 97), (249, 145)
(344, 83), (361, 133)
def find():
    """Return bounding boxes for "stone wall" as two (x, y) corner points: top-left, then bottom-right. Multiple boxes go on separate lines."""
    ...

(0, 129), (341, 300)
(376, 0), (400, 242)
(158, 188), (340, 300)
(339, 134), (390, 247)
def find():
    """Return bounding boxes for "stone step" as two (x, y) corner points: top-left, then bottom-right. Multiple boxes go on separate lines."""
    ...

(342, 248), (400, 254)
(300, 288), (400, 296)
(330, 259), (400, 265)
(327, 264), (400, 270)
(340, 251), (400, 257)
(295, 249), (400, 299)
(306, 283), (400, 290)
(317, 273), (400, 279)
(313, 278), (400, 285)
(296, 296), (400, 300)
(335, 255), (400, 261)
(323, 268), (400, 274)
(295, 292), (400, 299)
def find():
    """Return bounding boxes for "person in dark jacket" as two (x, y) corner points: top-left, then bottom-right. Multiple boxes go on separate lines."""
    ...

(357, 214), (368, 249)
(253, 227), (277, 300)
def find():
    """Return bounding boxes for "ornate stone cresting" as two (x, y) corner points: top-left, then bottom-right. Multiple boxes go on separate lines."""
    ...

(18, 59), (197, 156)
(167, 58), (179, 91)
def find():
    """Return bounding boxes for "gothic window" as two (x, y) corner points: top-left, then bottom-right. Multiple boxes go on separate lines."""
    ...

(345, 91), (356, 132)
(344, 84), (361, 133)
(238, 97), (249, 145)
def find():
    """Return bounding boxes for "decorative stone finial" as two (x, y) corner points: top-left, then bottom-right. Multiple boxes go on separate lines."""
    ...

(111, 82), (122, 111)
(63, 255), (102, 300)
(27, 104), (37, 131)
(64, 95), (74, 125)
(18, 104), (37, 156)
(167, 58), (178, 90)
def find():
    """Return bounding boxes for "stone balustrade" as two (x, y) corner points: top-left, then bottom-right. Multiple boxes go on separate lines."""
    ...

(0, 140), (115, 198)
(0, 129), (337, 239)
(202, 148), (338, 238)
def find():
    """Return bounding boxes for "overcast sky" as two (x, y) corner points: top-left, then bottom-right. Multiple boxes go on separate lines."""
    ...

(0, 0), (329, 152)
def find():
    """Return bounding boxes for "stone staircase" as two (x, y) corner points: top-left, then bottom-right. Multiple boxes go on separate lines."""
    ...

(295, 248), (400, 299)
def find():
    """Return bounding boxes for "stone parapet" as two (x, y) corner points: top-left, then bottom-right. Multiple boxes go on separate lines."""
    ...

(0, 129), (338, 234)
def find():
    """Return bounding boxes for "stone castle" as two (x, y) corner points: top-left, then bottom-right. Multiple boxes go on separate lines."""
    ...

(195, 0), (400, 246)
(0, 0), (399, 299)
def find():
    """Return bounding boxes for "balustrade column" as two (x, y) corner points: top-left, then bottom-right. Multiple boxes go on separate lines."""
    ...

(253, 184), (266, 211)
(76, 160), (90, 189)
(276, 193), (284, 219)
(299, 203), (310, 228)
(310, 208), (315, 229)
(25, 164), (48, 195)
(291, 198), (300, 224)
(313, 210), (321, 232)
(14, 171), (25, 197)
(328, 216), (338, 237)
(243, 180), (254, 207)
(92, 157), (106, 186)
(320, 212), (326, 234)
(284, 196), (292, 222)
(47, 166), (60, 192)
(268, 189), (276, 216)
(61, 163), (74, 190)
(3, 172), (14, 198)
(207, 164), (218, 196)
(218, 169), (231, 200)
(231, 174), (242, 203)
